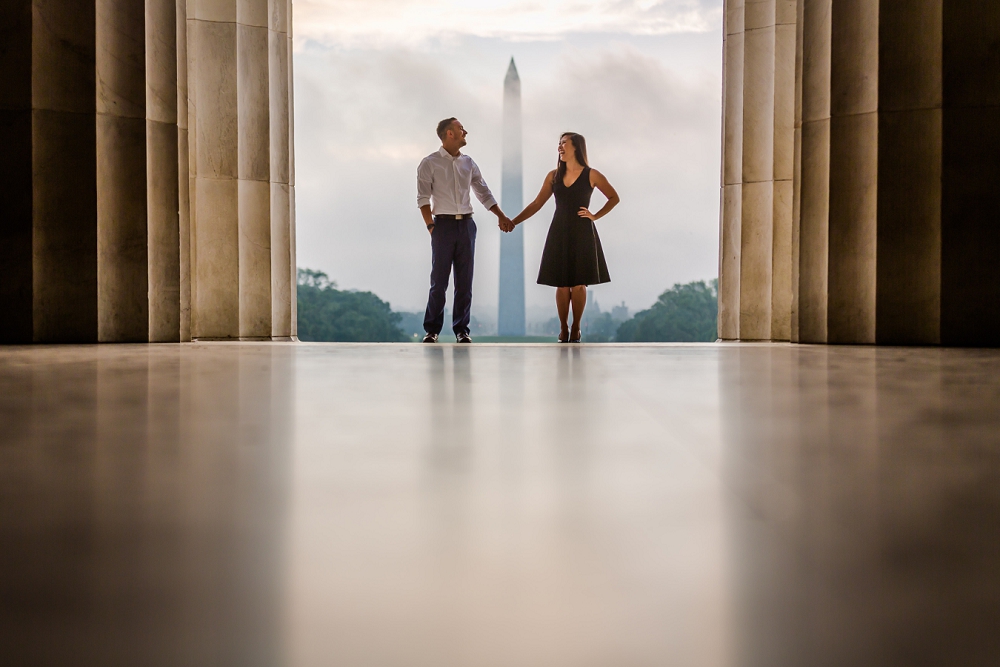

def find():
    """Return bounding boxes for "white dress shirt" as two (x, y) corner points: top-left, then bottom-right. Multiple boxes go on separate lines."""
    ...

(416, 147), (498, 216)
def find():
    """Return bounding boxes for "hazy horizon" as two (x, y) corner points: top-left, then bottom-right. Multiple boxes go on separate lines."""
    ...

(293, 0), (724, 319)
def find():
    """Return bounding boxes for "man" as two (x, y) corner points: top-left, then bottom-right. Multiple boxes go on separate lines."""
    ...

(417, 118), (512, 343)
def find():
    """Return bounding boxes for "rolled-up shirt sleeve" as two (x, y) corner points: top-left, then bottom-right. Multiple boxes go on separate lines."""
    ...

(470, 161), (498, 211)
(416, 158), (433, 209)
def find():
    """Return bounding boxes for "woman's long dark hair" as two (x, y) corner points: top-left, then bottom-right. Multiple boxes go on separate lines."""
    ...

(555, 132), (588, 187)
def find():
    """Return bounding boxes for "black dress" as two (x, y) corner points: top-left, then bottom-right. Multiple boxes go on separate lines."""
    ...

(537, 167), (611, 287)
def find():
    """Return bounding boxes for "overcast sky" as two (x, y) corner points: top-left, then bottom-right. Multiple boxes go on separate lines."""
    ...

(293, 0), (723, 320)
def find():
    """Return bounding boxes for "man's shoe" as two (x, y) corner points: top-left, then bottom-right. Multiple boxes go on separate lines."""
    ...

(422, 333), (439, 343)
(456, 333), (472, 344)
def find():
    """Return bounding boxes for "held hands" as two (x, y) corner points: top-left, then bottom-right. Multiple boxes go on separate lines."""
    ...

(578, 207), (597, 221)
(498, 215), (516, 233)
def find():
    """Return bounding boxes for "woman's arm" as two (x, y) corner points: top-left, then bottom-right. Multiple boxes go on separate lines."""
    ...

(511, 171), (556, 225)
(578, 169), (620, 221)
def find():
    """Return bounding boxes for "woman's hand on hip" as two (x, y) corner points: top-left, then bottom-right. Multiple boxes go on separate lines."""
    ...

(578, 207), (596, 221)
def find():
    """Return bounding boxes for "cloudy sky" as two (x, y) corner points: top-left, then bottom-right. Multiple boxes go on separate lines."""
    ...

(293, 0), (723, 322)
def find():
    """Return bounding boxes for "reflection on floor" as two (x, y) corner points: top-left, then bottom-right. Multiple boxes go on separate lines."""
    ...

(1, 343), (998, 666)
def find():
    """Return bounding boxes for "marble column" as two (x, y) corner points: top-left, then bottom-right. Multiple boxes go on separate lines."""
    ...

(771, 0), (797, 341)
(190, 0), (240, 340)
(940, 3), (1000, 346)
(827, 0), (878, 344)
(0, 1), (35, 343)
(719, 0), (745, 340)
(796, 0), (831, 343)
(288, 3), (297, 340)
(177, 0), (192, 341)
(238, 0), (272, 339)
(97, 0), (149, 342)
(0, 1), (98, 343)
(147, 0), (181, 342)
(790, 0), (805, 342)
(876, 0), (942, 345)
(269, 0), (295, 340)
(739, 0), (776, 341)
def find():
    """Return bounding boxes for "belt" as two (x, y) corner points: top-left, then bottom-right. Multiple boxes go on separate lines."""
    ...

(434, 214), (472, 220)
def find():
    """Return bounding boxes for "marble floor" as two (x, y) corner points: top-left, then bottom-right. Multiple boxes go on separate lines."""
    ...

(1, 343), (998, 666)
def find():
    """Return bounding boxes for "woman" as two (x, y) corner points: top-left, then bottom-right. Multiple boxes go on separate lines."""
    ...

(510, 132), (620, 342)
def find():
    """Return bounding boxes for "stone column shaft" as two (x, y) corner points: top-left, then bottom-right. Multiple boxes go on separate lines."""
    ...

(940, 3), (1000, 346)
(790, 0), (805, 342)
(147, 0), (181, 342)
(238, 0), (272, 339)
(97, 0), (149, 342)
(876, 0), (942, 344)
(827, 0), (878, 344)
(269, 0), (294, 340)
(740, 0), (776, 340)
(771, 0), (797, 341)
(177, 0), (192, 341)
(0, 1), (98, 343)
(719, 0), (745, 340)
(797, 0), (831, 343)
(190, 1), (239, 340)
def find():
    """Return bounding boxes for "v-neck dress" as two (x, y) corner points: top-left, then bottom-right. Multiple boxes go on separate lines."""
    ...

(536, 167), (611, 287)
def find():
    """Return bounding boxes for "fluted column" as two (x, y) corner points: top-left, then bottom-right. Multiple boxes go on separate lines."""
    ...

(771, 1), (796, 340)
(177, 0), (192, 341)
(269, 0), (295, 340)
(719, 0), (745, 340)
(238, 0), (273, 339)
(147, 0), (181, 342)
(97, 0), (149, 342)
(940, 3), (1000, 346)
(739, 0), (776, 340)
(190, 0), (240, 339)
(876, 1), (942, 344)
(827, 0), (878, 343)
(790, 0), (805, 341)
(796, 0), (831, 343)
(0, 1), (98, 343)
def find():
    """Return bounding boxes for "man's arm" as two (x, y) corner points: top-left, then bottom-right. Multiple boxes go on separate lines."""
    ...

(417, 158), (434, 233)
(470, 161), (513, 231)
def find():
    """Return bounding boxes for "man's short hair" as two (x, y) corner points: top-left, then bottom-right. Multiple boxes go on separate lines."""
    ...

(437, 117), (458, 141)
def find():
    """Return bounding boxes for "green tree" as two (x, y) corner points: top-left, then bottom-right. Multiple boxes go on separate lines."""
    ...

(615, 280), (718, 342)
(296, 268), (407, 342)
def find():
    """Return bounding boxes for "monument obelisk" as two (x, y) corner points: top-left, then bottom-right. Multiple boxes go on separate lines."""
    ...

(498, 58), (525, 336)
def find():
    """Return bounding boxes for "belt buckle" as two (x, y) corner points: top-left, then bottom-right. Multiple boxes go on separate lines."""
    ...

(455, 214), (464, 220)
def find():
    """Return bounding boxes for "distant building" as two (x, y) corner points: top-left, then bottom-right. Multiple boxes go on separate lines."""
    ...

(498, 58), (525, 336)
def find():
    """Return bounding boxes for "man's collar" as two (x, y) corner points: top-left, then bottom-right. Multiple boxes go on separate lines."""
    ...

(438, 146), (462, 159)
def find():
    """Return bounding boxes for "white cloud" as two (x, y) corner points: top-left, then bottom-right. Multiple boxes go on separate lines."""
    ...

(294, 0), (722, 46)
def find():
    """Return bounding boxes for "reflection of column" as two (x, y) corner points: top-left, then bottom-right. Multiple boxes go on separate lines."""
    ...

(238, 0), (272, 339)
(97, 0), (149, 342)
(148, 0), (181, 342)
(771, 1), (796, 341)
(797, 0), (830, 343)
(269, 0), (294, 339)
(827, 0), (877, 344)
(719, 0), (744, 340)
(740, 0), (776, 341)
(191, 2), (240, 339)
(178, 0), (192, 341)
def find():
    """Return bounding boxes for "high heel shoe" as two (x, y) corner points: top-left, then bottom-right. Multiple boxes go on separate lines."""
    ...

(569, 328), (582, 343)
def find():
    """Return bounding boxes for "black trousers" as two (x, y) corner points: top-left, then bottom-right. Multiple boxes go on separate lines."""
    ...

(423, 217), (476, 336)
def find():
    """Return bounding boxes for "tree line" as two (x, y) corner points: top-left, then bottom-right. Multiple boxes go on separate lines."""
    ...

(296, 268), (718, 343)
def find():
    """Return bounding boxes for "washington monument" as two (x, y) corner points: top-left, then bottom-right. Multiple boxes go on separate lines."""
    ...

(498, 58), (525, 336)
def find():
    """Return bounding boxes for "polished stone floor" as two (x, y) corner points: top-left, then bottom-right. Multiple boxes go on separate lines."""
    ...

(1, 343), (998, 666)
